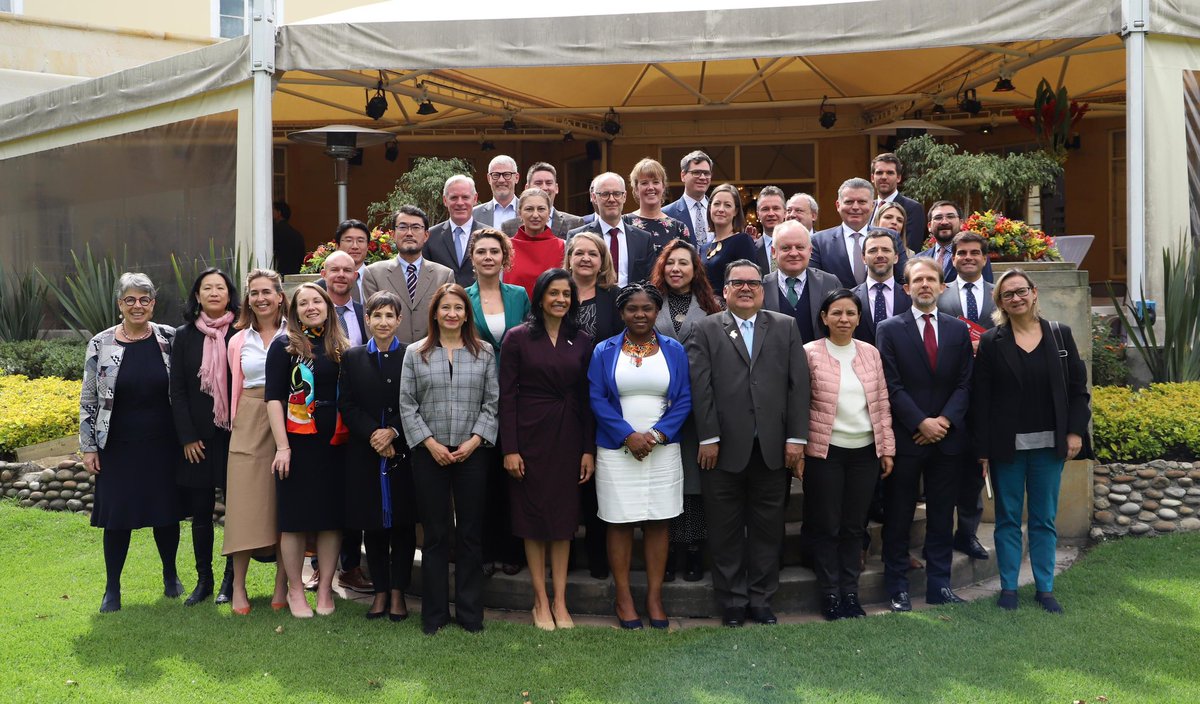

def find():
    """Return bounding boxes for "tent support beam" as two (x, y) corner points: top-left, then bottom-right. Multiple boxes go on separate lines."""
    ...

(276, 86), (402, 125)
(250, 0), (276, 269)
(1122, 0), (1147, 299)
(721, 57), (790, 103)
(650, 63), (711, 104)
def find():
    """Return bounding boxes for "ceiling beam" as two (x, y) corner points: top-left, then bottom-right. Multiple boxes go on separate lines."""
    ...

(275, 86), (402, 126)
(620, 64), (652, 107)
(650, 63), (711, 105)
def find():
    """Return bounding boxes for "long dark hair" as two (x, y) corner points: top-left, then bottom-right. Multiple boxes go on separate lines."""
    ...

(649, 239), (722, 315)
(184, 267), (239, 323)
(527, 268), (580, 339)
(418, 283), (485, 362)
(816, 288), (861, 336)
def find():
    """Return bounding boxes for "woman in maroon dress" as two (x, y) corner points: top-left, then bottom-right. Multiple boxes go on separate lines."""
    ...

(499, 268), (596, 631)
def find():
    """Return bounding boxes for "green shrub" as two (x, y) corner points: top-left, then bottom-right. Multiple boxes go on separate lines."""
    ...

(0, 373), (80, 458)
(0, 340), (86, 381)
(1092, 382), (1200, 463)
(1091, 314), (1128, 387)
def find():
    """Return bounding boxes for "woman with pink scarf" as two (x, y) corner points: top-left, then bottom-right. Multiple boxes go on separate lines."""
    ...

(170, 268), (239, 609)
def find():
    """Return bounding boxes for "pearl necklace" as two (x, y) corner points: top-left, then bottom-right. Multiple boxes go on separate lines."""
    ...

(121, 321), (152, 341)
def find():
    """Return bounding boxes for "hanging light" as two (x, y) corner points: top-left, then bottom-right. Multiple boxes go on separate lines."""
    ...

(563, 131), (575, 143)
(502, 116), (518, 132)
(365, 79), (389, 120)
(602, 109), (621, 136)
(993, 66), (1016, 93)
(416, 98), (438, 115)
(959, 88), (982, 116)
(818, 96), (837, 129)
(480, 140), (496, 152)
(384, 141), (399, 162)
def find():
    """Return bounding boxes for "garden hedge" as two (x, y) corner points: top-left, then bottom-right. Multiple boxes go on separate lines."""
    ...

(0, 373), (80, 458)
(1092, 382), (1200, 463)
(0, 340), (85, 381)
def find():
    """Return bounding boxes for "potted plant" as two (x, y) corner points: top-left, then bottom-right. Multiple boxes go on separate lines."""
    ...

(1013, 80), (1090, 165)
(925, 210), (1061, 263)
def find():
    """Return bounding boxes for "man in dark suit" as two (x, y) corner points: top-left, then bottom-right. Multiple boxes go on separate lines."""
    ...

(424, 174), (479, 287)
(687, 259), (810, 627)
(869, 153), (927, 253)
(472, 154), (520, 229)
(936, 230), (995, 562)
(875, 257), (974, 612)
(761, 221), (841, 344)
(917, 201), (995, 283)
(501, 162), (585, 239)
(567, 172), (654, 287)
(852, 230), (912, 345)
(810, 178), (908, 289)
(662, 150), (714, 248)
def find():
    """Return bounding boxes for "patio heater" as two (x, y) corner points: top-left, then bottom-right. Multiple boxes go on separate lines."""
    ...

(287, 124), (394, 223)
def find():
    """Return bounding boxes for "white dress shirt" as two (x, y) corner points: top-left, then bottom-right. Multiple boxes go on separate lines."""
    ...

(599, 219), (631, 287)
(451, 218), (476, 265)
(912, 306), (941, 345)
(776, 269), (808, 302)
(956, 277), (984, 320)
(867, 276), (897, 319)
(490, 199), (517, 229)
(841, 223), (871, 264)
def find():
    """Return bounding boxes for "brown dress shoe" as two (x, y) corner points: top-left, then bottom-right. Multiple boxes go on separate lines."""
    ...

(338, 566), (375, 593)
(304, 568), (320, 591)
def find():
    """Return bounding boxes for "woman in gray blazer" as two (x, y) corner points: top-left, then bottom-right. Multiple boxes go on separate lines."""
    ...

(399, 282), (500, 635)
(649, 239), (723, 582)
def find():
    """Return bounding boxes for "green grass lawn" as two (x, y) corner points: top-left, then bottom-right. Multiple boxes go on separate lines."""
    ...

(1, 501), (1197, 704)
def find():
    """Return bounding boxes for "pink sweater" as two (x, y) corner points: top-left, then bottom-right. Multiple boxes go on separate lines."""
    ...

(803, 338), (896, 459)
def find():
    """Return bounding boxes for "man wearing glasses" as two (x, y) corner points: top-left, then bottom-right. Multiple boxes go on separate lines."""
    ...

(917, 201), (994, 283)
(363, 205), (454, 344)
(663, 150), (715, 247)
(473, 155), (522, 229)
(567, 172), (654, 287)
(687, 260), (810, 627)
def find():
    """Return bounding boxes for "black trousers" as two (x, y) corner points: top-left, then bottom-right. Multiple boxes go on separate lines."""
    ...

(341, 530), (363, 571)
(803, 444), (880, 597)
(575, 480), (608, 573)
(882, 448), (960, 596)
(410, 444), (490, 629)
(363, 524), (416, 595)
(482, 455), (523, 566)
(955, 455), (985, 541)
(700, 441), (789, 610)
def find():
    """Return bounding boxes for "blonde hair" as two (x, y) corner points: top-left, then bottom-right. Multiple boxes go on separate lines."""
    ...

(564, 230), (617, 289)
(628, 158), (668, 203)
(991, 268), (1042, 327)
(873, 202), (907, 231)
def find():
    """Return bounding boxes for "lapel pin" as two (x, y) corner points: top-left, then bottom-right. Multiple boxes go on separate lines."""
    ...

(729, 330), (738, 340)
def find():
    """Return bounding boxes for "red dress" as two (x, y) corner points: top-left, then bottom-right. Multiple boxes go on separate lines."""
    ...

(509, 227), (566, 300)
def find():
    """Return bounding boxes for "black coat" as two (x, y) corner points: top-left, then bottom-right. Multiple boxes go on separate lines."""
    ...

(170, 322), (237, 446)
(589, 286), (622, 343)
(338, 343), (416, 531)
(971, 319), (1093, 464)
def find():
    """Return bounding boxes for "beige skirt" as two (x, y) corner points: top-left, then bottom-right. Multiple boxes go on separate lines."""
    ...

(221, 387), (278, 555)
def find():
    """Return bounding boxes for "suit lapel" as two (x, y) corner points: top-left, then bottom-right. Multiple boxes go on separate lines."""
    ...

(762, 273), (780, 311)
(832, 230), (853, 283)
(750, 313), (769, 366)
(902, 312), (934, 375)
(996, 324), (1023, 386)
(722, 311), (752, 368)
(387, 260), (411, 307)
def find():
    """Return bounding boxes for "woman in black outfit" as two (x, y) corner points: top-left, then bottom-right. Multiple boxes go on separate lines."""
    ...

(339, 291), (416, 622)
(171, 268), (239, 608)
(265, 282), (351, 618)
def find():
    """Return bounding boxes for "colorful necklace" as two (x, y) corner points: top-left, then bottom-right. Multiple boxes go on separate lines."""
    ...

(622, 333), (659, 367)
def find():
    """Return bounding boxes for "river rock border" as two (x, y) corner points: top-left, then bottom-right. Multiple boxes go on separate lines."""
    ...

(1092, 460), (1200, 539)
(0, 459), (226, 522)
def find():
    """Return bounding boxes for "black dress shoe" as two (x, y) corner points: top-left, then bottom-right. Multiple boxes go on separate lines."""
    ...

(501, 563), (522, 576)
(683, 545), (704, 582)
(1034, 591), (1063, 614)
(721, 607), (746, 627)
(459, 621), (485, 633)
(215, 562), (235, 604)
(481, 562), (497, 578)
(889, 591), (912, 612)
(163, 576), (185, 599)
(589, 565), (610, 580)
(821, 594), (842, 621)
(100, 590), (121, 613)
(747, 606), (778, 625)
(840, 593), (866, 618)
(185, 578), (214, 607)
(955, 535), (990, 560)
(997, 589), (1019, 611)
(422, 620), (448, 636)
(927, 587), (966, 605)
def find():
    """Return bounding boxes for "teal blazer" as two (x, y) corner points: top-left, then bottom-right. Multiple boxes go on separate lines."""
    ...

(465, 282), (531, 356)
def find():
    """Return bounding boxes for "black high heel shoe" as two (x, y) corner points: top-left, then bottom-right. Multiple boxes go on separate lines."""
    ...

(100, 589), (121, 613)
(366, 595), (389, 620)
(389, 593), (409, 622)
(615, 603), (643, 630)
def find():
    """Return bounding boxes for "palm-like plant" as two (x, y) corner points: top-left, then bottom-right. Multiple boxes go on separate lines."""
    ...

(1110, 236), (1200, 382)
(0, 268), (48, 341)
(39, 245), (126, 340)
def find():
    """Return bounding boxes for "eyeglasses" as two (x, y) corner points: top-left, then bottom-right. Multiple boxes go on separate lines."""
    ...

(488, 171), (518, 180)
(595, 191), (626, 200)
(121, 296), (153, 307)
(930, 214), (960, 222)
(685, 169), (712, 178)
(1000, 286), (1033, 301)
(726, 280), (763, 290)
(394, 224), (426, 233)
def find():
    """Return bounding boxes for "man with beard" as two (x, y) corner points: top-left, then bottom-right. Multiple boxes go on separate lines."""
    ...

(874, 258), (974, 612)
(362, 205), (454, 344)
(918, 201), (994, 283)
(852, 230), (912, 346)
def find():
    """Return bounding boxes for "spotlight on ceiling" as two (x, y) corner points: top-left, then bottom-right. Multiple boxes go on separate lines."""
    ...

(563, 131), (575, 143)
(502, 116), (518, 132)
(993, 76), (1016, 92)
(481, 140), (496, 152)
(959, 88), (982, 116)
(932, 99), (947, 115)
(416, 98), (438, 115)
(365, 80), (388, 121)
(384, 141), (398, 162)
(979, 124), (993, 135)
(602, 109), (621, 136)
(818, 96), (837, 130)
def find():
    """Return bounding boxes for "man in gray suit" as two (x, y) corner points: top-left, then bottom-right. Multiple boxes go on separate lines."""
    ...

(501, 162), (585, 239)
(761, 221), (841, 344)
(567, 172), (655, 287)
(936, 230), (994, 562)
(362, 205), (455, 344)
(687, 259), (810, 627)
(425, 174), (479, 287)
(472, 155), (521, 230)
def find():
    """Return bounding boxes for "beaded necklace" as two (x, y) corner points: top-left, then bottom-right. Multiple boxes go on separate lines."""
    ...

(622, 333), (659, 367)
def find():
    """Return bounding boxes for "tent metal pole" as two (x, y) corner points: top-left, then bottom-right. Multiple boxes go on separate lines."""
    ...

(250, 0), (277, 269)
(1122, 0), (1147, 299)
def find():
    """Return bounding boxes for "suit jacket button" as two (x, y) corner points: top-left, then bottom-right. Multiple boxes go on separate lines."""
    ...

(387, 378), (393, 383)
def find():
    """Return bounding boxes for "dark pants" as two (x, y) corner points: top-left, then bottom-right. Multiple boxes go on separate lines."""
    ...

(576, 480), (608, 573)
(482, 456), (523, 566)
(341, 530), (363, 571)
(182, 487), (216, 579)
(955, 456), (985, 542)
(804, 445), (880, 597)
(363, 524), (416, 595)
(883, 448), (960, 597)
(410, 444), (489, 630)
(700, 441), (789, 610)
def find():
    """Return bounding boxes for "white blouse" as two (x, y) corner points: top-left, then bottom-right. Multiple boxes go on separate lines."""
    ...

(240, 326), (282, 388)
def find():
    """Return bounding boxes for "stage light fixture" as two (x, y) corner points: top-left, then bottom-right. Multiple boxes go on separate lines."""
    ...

(602, 109), (621, 136)
(959, 88), (982, 116)
(385, 141), (398, 162)
(818, 96), (837, 129)
(365, 79), (388, 120)
(481, 140), (496, 152)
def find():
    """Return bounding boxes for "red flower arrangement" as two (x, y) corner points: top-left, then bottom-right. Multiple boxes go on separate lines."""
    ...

(1013, 79), (1089, 163)
(923, 211), (1061, 262)
(300, 227), (399, 273)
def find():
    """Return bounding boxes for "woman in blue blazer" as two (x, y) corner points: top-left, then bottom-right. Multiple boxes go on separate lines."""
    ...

(464, 227), (532, 577)
(587, 282), (691, 629)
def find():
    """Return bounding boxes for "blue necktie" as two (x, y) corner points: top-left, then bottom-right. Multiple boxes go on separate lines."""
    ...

(741, 319), (754, 357)
(964, 282), (979, 323)
(453, 226), (466, 266)
(872, 282), (888, 328)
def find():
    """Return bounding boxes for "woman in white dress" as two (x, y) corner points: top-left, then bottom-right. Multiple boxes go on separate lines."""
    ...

(587, 283), (692, 629)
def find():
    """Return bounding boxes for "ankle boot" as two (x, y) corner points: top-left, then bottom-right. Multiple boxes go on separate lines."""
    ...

(185, 564), (214, 606)
(683, 544), (704, 582)
(215, 557), (235, 605)
(664, 544), (679, 583)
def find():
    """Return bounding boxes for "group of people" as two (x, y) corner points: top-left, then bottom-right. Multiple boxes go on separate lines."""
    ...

(79, 149), (1092, 633)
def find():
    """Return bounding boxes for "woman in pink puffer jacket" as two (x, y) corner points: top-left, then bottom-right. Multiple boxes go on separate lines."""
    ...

(802, 289), (896, 621)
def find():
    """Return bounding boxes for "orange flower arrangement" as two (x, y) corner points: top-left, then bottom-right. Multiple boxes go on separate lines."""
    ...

(924, 211), (1061, 262)
(300, 227), (399, 274)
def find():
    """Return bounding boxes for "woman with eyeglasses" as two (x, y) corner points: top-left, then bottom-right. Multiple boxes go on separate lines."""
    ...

(702, 183), (758, 297)
(508, 188), (566, 300)
(81, 273), (183, 613)
(972, 269), (1091, 614)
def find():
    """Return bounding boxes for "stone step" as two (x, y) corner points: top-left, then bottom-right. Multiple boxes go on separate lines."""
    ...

(398, 510), (981, 618)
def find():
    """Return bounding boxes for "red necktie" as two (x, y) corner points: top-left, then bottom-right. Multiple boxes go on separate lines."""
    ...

(608, 228), (621, 273)
(922, 313), (938, 369)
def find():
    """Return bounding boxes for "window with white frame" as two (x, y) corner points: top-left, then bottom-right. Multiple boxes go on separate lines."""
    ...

(214, 0), (247, 39)
(0, 0), (23, 14)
